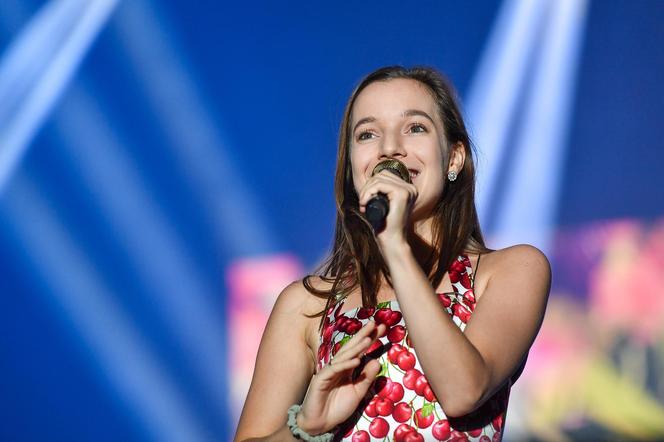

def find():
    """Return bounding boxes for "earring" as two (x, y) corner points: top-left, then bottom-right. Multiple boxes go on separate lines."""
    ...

(447, 170), (457, 181)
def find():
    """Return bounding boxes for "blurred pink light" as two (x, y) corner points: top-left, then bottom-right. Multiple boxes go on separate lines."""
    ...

(226, 253), (303, 424)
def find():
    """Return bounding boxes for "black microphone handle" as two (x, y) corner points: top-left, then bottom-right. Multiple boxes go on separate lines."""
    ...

(365, 193), (389, 233)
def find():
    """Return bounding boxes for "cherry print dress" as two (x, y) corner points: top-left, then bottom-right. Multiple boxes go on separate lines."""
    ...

(317, 254), (511, 442)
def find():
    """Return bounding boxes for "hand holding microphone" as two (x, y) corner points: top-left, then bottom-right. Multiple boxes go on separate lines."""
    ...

(363, 158), (413, 233)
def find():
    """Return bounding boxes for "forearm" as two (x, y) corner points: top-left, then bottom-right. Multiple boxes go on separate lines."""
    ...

(382, 241), (488, 416)
(239, 424), (300, 442)
(237, 400), (334, 442)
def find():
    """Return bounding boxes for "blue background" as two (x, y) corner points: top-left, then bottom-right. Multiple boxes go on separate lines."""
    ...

(0, 1), (663, 440)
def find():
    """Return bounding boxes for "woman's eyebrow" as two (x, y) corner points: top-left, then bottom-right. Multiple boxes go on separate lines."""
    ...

(353, 116), (376, 133)
(402, 109), (436, 125)
(353, 110), (435, 133)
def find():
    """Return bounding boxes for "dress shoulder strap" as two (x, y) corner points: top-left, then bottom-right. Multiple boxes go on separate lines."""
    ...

(472, 253), (481, 289)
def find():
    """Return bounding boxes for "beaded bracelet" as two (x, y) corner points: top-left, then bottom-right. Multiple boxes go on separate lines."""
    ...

(286, 404), (334, 442)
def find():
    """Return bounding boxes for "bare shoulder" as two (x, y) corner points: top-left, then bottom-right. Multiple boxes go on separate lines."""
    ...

(271, 277), (329, 314)
(481, 244), (551, 294)
(486, 243), (550, 267)
(272, 276), (333, 353)
(275, 276), (332, 314)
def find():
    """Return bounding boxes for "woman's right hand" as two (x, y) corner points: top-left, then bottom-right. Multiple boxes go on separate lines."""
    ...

(296, 320), (387, 435)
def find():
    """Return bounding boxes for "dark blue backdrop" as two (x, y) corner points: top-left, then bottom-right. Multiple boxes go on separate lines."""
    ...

(0, 1), (662, 441)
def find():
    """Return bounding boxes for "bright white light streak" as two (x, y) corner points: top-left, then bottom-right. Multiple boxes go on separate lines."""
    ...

(111, 0), (276, 255)
(0, 0), (118, 193)
(53, 85), (230, 421)
(491, 0), (589, 253)
(464, 0), (549, 228)
(1, 176), (213, 442)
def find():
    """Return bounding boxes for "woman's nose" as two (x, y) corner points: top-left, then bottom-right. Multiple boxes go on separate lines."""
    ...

(378, 133), (406, 158)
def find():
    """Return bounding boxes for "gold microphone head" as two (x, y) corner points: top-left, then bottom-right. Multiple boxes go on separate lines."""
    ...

(371, 159), (412, 184)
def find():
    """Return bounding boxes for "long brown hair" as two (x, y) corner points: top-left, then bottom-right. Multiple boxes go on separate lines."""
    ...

(304, 65), (492, 324)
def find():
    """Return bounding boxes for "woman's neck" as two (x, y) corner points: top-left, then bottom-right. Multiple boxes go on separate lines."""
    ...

(407, 219), (437, 273)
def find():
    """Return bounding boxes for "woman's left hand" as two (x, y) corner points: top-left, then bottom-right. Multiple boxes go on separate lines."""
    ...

(358, 169), (418, 252)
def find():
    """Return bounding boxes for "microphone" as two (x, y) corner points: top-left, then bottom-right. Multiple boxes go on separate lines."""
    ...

(365, 158), (412, 233)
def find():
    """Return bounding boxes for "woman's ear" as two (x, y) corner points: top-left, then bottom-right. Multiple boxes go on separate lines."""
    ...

(448, 141), (466, 174)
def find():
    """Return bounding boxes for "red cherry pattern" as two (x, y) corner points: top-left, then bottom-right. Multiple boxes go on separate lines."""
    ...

(357, 307), (375, 319)
(463, 289), (476, 306)
(423, 385), (437, 402)
(316, 254), (507, 440)
(450, 429), (470, 441)
(452, 303), (472, 324)
(375, 397), (394, 416)
(394, 423), (416, 442)
(405, 432), (424, 442)
(388, 344), (406, 364)
(397, 351), (416, 370)
(468, 428), (483, 437)
(344, 426), (353, 437)
(492, 412), (504, 431)
(403, 368), (422, 390)
(387, 381), (405, 402)
(414, 407), (434, 428)
(438, 293), (452, 308)
(432, 419), (450, 440)
(335, 316), (363, 334)
(365, 339), (382, 356)
(364, 397), (378, 418)
(414, 375), (430, 396)
(369, 417), (389, 438)
(388, 325), (407, 343)
(374, 376), (392, 398)
(393, 402), (412, 422)
(351, 430), (369, 442)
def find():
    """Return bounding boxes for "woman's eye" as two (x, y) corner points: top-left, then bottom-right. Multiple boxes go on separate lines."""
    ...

(409, 123), (427, 133)
(357, 131), (374, 141)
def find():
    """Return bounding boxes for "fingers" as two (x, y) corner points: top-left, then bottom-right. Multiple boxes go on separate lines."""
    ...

(354, 358), (381, 388)
(353, 320), (385, 342)
(324, 322), (385, 378)
(333, 321), (384, 362)
(325, 357), (362, 374)
(358, 171), (417, 213)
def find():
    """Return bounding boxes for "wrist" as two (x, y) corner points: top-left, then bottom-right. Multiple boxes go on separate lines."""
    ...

(286, 404), (333, 442)
(380, 238), (411, 263)
(295, 411), (324, 435)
